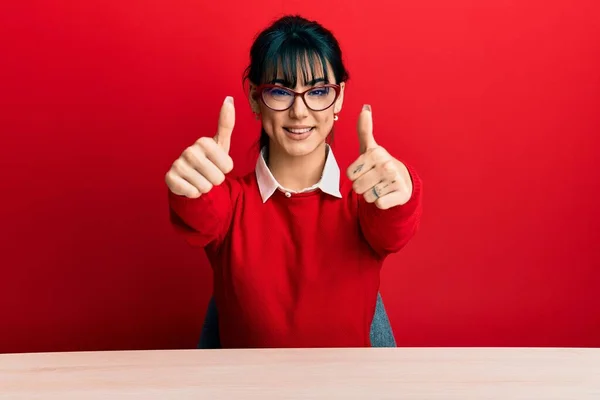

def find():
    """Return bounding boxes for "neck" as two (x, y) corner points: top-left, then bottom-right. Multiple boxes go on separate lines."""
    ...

(267, 142), (328, 191)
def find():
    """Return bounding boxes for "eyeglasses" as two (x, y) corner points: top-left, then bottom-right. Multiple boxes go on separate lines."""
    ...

(255, 84), (341, 112)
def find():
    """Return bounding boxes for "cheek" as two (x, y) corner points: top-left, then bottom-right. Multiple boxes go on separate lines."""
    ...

(315, 113), (334, 132)
(260, 109), (280, 136)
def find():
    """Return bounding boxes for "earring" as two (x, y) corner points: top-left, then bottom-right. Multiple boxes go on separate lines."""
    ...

(333, 114), (339, 121)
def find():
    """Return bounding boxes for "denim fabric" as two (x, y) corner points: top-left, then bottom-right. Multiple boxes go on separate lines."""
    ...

(198, 296), (221, 349)
(370, 292), (397, 347)
(198, 292), (396, 348)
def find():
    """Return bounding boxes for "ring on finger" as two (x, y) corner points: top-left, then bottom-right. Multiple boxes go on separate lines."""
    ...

(371, 185), (382, 199)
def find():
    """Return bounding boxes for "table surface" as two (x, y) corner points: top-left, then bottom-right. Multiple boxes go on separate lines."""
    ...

(1, 347), (599, 399)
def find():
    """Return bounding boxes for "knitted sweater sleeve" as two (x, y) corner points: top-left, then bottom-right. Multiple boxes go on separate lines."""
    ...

(167, 177), (236, 250)
(357, 163), (423, 258)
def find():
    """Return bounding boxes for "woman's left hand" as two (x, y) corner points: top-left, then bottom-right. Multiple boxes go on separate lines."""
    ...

(347, 105), (413, 210)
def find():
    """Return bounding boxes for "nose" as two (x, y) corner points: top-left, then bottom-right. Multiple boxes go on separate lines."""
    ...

(289, 95), (309, 119)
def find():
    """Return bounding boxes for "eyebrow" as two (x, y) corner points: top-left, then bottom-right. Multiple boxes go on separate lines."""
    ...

(271, 77), (327, 86)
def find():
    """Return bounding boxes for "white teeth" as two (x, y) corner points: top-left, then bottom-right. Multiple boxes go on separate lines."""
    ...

(287, 128), (312, 134)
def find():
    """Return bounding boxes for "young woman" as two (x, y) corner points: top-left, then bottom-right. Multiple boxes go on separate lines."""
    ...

(165, 15), (423, 348)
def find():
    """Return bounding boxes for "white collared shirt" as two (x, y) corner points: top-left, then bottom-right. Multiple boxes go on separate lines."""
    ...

(255, 144), (343, 202)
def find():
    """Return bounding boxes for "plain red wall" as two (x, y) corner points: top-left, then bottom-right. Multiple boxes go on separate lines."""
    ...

(1, 0), (599, 353)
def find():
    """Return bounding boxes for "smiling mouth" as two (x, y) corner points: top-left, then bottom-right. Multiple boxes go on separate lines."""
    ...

(284, 127), (314, 134)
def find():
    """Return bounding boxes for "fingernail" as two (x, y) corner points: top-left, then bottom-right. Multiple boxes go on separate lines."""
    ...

(363, 104), (371, 111)
(225, 96), (234, 104)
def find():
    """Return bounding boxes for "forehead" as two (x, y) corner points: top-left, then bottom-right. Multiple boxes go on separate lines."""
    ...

(263, 51), (334, 88)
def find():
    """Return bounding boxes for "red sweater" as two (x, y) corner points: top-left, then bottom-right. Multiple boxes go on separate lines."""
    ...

(168, 164), (422, 348)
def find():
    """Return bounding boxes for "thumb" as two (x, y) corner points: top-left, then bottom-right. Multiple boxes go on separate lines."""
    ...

(214, 96), (235, 153)
(357, 104), (376, 153)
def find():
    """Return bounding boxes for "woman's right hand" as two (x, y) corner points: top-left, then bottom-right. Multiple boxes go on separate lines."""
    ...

(165, 96), (235, 198)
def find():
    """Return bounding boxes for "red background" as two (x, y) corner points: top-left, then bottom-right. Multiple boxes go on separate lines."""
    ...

(1, 0), (599, 353)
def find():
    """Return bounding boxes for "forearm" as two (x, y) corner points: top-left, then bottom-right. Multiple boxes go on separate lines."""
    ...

(358, 163), (423, 257)
(168, 182), (233, 248)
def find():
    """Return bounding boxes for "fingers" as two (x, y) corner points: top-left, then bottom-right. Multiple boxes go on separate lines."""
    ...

(181, 143), (226, 185)
(165, 172), (201, 198)
(165, 135), (234, 198)
(169, 154), (215, 195)
(350, 157), (411, 209)
(214, 96), (235, 154)
(352, 168), (380, 195)
(347, 146), (388, 180)
(352, 160), (398, 195)
(196, 136), (234, 174)
(357, 104), (376, 154)
(371, 190), (408, 210)
(363, 179), (402, 204)
(350, 105), (414, 210)
(165, 96), (237, 198)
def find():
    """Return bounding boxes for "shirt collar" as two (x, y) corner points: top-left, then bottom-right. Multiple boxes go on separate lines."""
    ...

(255, 144), (342, 203)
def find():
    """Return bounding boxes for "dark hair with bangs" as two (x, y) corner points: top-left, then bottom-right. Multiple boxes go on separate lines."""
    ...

(242, 15), (349, 152)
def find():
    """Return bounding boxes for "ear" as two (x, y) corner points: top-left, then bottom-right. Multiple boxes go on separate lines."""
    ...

(333, 81), (345, 114)
(248, 83), (261, 114)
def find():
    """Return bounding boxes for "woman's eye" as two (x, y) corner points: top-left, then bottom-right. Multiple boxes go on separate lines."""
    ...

(270, 89), (291, 96)
(308, 88), (329, 96)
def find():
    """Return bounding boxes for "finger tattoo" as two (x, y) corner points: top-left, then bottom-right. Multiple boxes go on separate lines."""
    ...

(353, 164), (364, 175)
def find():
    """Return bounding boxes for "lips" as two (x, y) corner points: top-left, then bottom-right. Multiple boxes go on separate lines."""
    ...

(283, 126), (314, 141)
(284, 127), (314, 134)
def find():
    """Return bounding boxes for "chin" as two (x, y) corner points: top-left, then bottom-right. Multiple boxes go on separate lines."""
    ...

(280, 133), (327, 157)
(282, 143), (319, 157)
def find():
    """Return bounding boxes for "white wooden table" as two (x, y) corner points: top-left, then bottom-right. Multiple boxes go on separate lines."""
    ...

(1, 347), (599, 399)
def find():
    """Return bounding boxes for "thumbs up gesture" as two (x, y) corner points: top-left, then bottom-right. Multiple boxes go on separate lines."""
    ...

(165, 96), (235, 198)
(347, 105), (413, 209)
